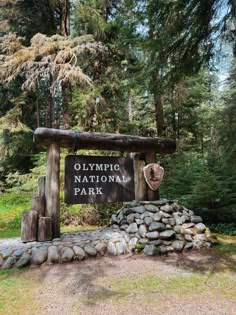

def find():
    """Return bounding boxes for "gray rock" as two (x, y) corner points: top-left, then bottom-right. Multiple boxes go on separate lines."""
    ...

(182, 223), (195, 229)
(148, 239), (161, 246)
(162, 218), (170, 224)
(174, 225), (181, 233)
(145, 204), (158, 212)
(126, 213), (135, 224)
(117, 211), (124, 222)
(185, 234), (193, 242)
(123, 208), (134, 215)
(194, 233), (206, 241)
(159, 246), (168, 254)
(1, 249), (13, 259)
(161, 212), (172, 218)
(160, 230), (175, 240)
(146, 231), (159, 239)
(161, 240), (172, 246)
(144, 244), (156, 256)
(135, 219), (144, 225)
(32, 247), (48, 265)
(184, 242), (193, 250)
(182, 215), (190, 223)
(172, 240), (185, 252)
(95, 243), (106, 256)
(120, 224), (129, 231)
(153, 213), (162, 221)
(107, 241), (117, 255)
(140, 211), (152, 219)
(166, 224), (172, 229)
(193, 240), (203, 249)
(84, 244), (97, 256)
(15, 252), (31, 268)
(191, 215), (203, 224)
(195, 223), (206, 233)
(160, 204), (173, 213)
(175, 234), (184, 241)
(139, 224), (147, 238)
(181, 227), (194, 235)
(169, 218), (176, 226)
(61, 247), (74, 262)
(149, 222), (165, 232)
(2, 256), (17, 269)
(116, 240), (129, 255)
(111, 214), (119, 224)
(126, 223), (138, 233)
(123, 200), (138, 207)
(47, 246), (59, 264)
(173, 214), (183, 225)
(172, 202), (182, 211)
(132, 206), (145, 214)
(144, 216), (153, 226)
(129, 237), (138, 250)
(12, 249), (23, 257)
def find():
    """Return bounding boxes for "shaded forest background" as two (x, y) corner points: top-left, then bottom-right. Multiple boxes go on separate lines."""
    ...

(0, 0), (235, 235)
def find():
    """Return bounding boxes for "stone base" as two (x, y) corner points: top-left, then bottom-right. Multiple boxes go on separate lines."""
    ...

(111, 199), (213, 256)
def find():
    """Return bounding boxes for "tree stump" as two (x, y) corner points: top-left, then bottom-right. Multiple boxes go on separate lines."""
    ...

(21, 210), (38, 242)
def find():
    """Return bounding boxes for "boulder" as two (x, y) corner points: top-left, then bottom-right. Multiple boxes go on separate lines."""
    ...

(144, 244), (156, 256)
(160, 230), (175, 240)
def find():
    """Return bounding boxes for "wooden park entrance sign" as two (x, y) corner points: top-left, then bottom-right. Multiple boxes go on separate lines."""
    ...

(21, 127), (176, 242)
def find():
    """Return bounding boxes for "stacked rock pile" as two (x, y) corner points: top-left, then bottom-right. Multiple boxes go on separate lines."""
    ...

(111, 200), (213, 255)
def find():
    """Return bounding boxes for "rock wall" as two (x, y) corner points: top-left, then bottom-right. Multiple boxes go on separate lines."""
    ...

(0, 200), (214, 269)
(111, 200), (213, 255)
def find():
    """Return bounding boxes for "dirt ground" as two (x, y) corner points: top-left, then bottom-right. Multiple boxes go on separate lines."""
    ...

(15, 247), (235, 315)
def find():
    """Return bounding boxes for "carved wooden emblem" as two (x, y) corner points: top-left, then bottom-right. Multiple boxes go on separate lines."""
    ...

(143, 163), (164, 191)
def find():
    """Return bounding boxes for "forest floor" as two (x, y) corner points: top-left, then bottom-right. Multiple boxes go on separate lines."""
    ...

(0, 235), (236, 315)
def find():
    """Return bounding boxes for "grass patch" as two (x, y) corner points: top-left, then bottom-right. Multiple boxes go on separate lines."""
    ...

(0, 228), (20, 238)
(214, 234), (236, 256)
(61, 225), (101, 233)
(0, 269), (39, 315)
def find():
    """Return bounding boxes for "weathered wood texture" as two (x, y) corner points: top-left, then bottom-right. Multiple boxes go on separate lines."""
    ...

(37, 217), (52, 241)
(134, 159), (148, 201)
(45, 143), (60, 238)
(21, 210), (38, 242)
(145, 152), (160, 201)
(38, 176), (46, 196)
(34, 128), (176, 154)
(31, 196), (45, 217)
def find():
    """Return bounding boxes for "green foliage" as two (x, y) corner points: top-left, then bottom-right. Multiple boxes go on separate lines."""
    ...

(209, 224), (236, 236)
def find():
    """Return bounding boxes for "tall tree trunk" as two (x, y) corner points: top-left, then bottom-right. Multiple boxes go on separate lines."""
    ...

(154, 91), (164, 137)
(59, 0), (70, 36)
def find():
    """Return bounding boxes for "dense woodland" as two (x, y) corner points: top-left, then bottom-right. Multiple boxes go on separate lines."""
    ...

(0, 0), (236, 234)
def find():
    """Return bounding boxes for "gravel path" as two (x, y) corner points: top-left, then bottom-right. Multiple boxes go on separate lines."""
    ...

(20, 249), (236, 315)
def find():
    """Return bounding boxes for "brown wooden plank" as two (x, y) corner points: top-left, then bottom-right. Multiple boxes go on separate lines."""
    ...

(133, 159), (147, 201)
(38, 217), (52, 241)
(38, 176), (46, 196)
(21, 210), (38, 242)
(45, 143), (60, 238)
(34, 128), (176, 154)
(31, 196), (45, 217)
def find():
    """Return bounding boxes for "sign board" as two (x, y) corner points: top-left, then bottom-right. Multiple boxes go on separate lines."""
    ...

(64, 155), (135, 204)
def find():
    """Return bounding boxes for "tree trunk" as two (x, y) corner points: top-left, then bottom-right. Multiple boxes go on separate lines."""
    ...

(59, 0), (70, 36)
(62, 82), (72, 129)
(154, 92), (165, 137)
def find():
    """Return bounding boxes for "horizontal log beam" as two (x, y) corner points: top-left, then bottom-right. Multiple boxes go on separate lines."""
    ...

(34, 128), (176, 154)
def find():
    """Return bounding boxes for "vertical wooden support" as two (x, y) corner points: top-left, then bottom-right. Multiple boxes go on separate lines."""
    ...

(38, 176), (46, 196)
(45, 143), (60, 238)
(21, 210), (38, 242)
(145, 152), (160, 201)
(38, 217), (52, 241)
(31, 196), (45, 217)
(133, 159), (148, 201)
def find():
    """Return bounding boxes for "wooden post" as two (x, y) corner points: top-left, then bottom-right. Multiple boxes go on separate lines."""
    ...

(133, 155), (147, 201)
(31, 196), (45, 217)
(145, 152), (160, 201)
(21, 210), (38, 242)
(38, 176), (46, 196)
(45, 143), (60, 238)
(38, 217), (52, 241)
